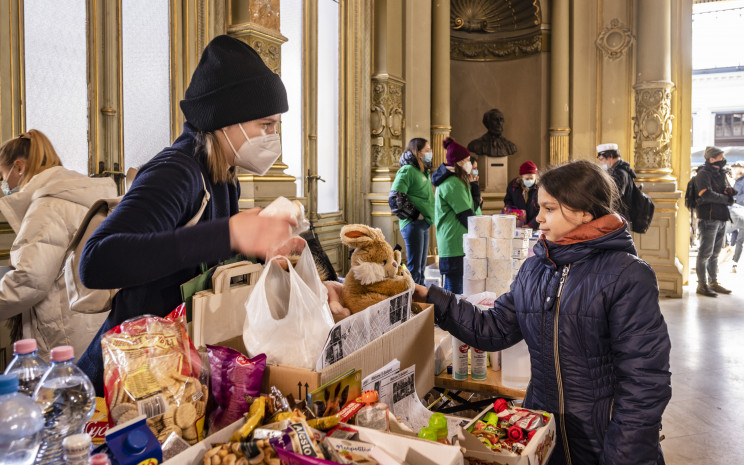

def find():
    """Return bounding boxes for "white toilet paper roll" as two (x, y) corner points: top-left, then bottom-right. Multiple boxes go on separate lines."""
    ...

(463, 235), (487, 259)
(463, 278), (486, 296)
(487, 258), (512, 281)
(464, 258), (488, 280)
(487, 238), (512, 260)
(491, 214), (516, 239)
(468, 216), (492, 238)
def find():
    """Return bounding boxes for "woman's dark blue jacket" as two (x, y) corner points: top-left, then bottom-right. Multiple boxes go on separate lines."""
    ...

(428, 215), (671, 464)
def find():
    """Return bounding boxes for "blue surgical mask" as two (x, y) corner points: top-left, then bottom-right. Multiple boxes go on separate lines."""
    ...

(523, 179), (535, 188)
(602, 164), (609, 171)
(423, 151), (433, 163)
(1, 180), (18, 196)
(472, 169), (479, 176)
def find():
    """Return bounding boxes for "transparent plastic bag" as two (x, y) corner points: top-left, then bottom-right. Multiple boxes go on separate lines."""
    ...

(243, 241), (334, 369)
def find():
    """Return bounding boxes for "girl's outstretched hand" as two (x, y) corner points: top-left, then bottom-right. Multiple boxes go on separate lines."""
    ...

(413, 284), (429, 303)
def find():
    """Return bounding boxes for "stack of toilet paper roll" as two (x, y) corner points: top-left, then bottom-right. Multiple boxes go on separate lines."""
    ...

(462, 216), (491, 295)
(484, 215), (516, 296)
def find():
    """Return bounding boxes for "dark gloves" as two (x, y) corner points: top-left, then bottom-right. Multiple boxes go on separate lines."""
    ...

(724, 187), (738, 197)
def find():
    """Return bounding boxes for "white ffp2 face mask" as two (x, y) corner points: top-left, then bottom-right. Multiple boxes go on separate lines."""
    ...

(222, 124), (282, 176)
(461, 161), (473, 174)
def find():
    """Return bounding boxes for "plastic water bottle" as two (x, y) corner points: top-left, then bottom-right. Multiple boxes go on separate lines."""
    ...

(4, 339), (49, 397)
(32, 346), (96, 465)
(0, 373), (44, 465)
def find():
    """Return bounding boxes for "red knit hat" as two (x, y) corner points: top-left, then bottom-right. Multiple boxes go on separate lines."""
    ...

(519, 161), (538, 175)
(443, 137), (470, 165)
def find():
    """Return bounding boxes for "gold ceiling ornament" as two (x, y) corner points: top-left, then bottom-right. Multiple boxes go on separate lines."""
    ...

(596, 18), (635, 61)
(451, 32), (542, 61)
(451, 0), (543, 61)
(451, 0), (541, 33)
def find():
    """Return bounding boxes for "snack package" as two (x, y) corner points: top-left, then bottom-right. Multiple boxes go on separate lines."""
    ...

(84, 397), (110, 445)
(207, 345), (266, 432)
(101, 304), (207, 445)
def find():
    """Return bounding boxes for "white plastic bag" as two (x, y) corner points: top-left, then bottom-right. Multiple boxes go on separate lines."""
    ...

(242, 241), (334, 369)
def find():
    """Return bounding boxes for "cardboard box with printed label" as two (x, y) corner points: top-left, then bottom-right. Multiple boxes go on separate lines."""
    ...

(217, 304), (434, 400)
(456, 405), (556, 465)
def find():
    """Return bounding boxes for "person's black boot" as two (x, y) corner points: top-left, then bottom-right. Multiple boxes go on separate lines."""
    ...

(710, 282), (732, 294)
(696, 284), (718, 297)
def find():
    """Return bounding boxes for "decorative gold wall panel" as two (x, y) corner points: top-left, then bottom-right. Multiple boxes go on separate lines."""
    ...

(371, 76), (405, 170)
(632, 81), (675, 178)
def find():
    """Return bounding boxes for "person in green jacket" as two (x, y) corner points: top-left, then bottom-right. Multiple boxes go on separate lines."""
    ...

(431, 137), (481, 294)
(389, 138), (435, 284)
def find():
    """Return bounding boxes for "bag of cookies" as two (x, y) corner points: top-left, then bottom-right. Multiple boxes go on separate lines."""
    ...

(101, 304), (207, 445)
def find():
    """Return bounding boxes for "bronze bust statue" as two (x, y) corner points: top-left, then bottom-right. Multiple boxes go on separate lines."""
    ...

(467, 109), (517, 157)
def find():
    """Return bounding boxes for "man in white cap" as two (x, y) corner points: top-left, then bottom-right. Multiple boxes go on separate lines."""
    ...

(596, 143), (636, 221)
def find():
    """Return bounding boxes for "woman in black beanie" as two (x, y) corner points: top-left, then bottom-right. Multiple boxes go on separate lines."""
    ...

(76, 35), (299, 394)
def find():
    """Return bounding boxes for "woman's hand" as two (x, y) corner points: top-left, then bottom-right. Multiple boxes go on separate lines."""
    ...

(324, 280), (351, 319)
(413, 284), (429, 303)
(228, 208), (297, 259)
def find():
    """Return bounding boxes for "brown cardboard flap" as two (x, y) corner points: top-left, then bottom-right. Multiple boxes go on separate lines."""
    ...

(217, 305), (435, 400)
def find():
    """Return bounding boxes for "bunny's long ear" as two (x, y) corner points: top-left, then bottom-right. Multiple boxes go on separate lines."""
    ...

(340, 224), (376, 248)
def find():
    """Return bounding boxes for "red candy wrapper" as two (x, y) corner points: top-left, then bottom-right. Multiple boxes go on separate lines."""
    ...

(207, 345), (266, 432)
(528, 429), (537, 441)
(507, 425), (524, 441)
(493, 398), (509, 413)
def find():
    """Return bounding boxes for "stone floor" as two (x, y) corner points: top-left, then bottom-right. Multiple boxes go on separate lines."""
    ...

(660, 252), (742, 464)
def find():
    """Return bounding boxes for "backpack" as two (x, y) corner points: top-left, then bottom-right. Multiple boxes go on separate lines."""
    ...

(62, 173), (210, 314)
(684, 176), (698, 210)
(628, 181), (655, 234)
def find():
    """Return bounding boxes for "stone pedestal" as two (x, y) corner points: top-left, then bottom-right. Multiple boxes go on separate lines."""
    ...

(479, 156), (509, 192)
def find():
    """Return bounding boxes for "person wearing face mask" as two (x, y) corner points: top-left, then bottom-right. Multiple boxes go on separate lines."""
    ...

(0, 130), (116, 360)
(468, 156), (484, 215)
(431, 138), (480, 294)
(389, 138), (435, 285)
(693, 146), (736, 297)
(76, 35), (301, 394)
(596, 143), (636, 222)
(503, 161), (540, 229)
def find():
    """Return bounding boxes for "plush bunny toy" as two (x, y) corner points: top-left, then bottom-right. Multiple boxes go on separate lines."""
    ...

(340, 224), (415, 314)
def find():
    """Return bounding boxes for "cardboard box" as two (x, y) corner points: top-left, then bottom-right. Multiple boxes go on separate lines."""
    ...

(355, 424), (464, 465)
(217, 305), (435, 400)
(163, 418), (243, 464)
(456, 406), (556, 465)
(165, 418), (463, 465)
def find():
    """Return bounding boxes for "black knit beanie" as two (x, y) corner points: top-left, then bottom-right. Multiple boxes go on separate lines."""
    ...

(180, 35), (288, 132)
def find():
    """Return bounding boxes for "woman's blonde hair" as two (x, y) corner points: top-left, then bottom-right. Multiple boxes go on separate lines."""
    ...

(0, 129), (63, 187)
(194, 131), (236, 185)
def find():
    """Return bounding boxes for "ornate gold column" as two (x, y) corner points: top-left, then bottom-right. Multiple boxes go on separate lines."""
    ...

(431, 0), (451, 166)
(367, 0), (406, 243)
(632, 0), (683, 297)
(549, 0), (570, 165)
(228, 1), (297, 209)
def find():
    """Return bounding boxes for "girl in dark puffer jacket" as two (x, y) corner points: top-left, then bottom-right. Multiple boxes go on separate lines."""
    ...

(416, 160), (671, 465)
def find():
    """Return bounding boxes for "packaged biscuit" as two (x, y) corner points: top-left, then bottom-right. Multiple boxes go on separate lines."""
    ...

(84, 397), (110, 445)
(102, 304), (207, 445)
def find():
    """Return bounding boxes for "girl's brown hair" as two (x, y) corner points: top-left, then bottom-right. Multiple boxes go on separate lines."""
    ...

(454, 163), (470, 188)
(539, 160), (618, 219)
(405, 137), (428, 155)
(194, 131), (237, 185)
(0, 130), (63, 187)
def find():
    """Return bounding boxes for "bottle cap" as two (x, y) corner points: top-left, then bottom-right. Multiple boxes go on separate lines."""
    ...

(50, 345), (74, 362)
(418, 427), (437, 441)
(13, 338), (37, 355)
(361, 390), (379, 404)
(0, 373), (19, 395)
(124, 430), (149, 455)
(89, 453), (112, 465)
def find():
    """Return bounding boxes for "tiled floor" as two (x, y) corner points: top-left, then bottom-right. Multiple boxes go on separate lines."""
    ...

(660, 255), (743, 464)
